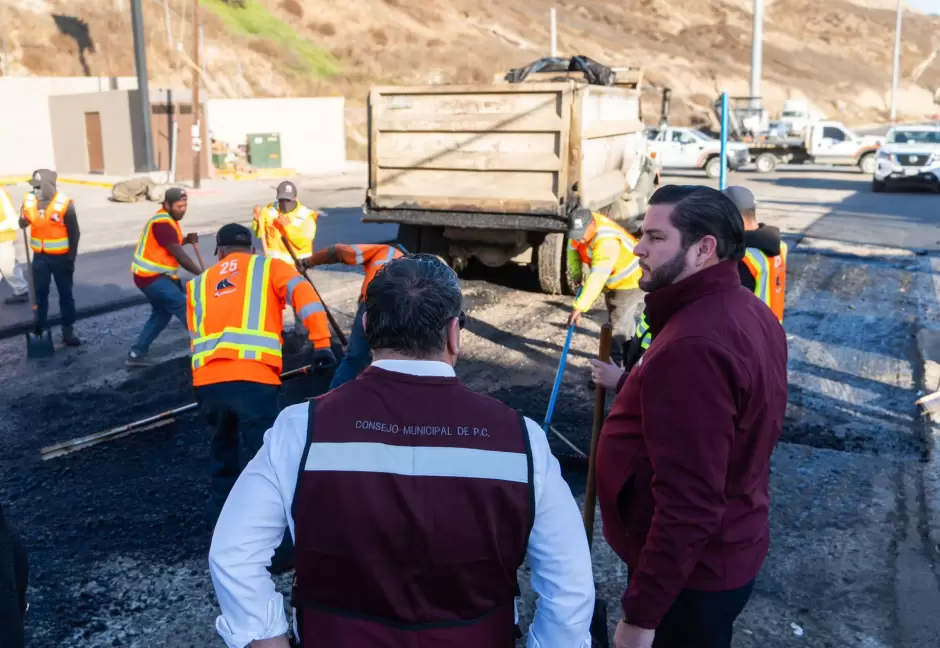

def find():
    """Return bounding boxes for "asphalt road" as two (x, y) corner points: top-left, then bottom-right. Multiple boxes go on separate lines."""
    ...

(1, 165), (939, 647)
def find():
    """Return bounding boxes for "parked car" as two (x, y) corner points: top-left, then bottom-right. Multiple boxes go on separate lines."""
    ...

(873, 125), (940, 192)
(646, 127), (750, 178)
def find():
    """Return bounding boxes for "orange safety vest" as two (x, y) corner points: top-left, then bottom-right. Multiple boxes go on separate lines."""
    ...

(742, 243), (788, 323)
(332, 244), (404, 301)
(22, 192), (71, 255)
(187, 252), (331, 387)
(0, 189), (18, 244)
(131, 210), (183, 278)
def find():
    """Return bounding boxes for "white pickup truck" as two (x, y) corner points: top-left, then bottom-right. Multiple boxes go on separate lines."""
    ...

(646, 126), (751, 178)
(749, 120), (884, 174)
(872, 124), (940, 192)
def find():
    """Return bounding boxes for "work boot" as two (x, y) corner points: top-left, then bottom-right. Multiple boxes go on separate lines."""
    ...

(4, 292), (28, 304)
(62, 326), (82, 347)
(125, 351), (154, 367)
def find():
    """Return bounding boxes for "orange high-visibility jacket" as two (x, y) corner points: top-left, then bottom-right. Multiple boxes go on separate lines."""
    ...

(0, 189), (18, 244)
(186, 252), (331, 387)
(742, 243), (788, 323)
(253, 202), (318, 264)
(22, 192), (71, 255)
(131, 210), (183, 278)
(567, 212), (641, 312)
(308, 244), (404, 301)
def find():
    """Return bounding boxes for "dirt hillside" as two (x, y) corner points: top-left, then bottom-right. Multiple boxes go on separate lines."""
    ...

(2, 0), (939, 158)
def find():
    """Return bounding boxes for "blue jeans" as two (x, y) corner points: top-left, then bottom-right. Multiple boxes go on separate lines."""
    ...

(195, 381), (281, 522)
(329, 302), (371, 389)
(32, 253), (76, 329)
(131, 276), (187, 355)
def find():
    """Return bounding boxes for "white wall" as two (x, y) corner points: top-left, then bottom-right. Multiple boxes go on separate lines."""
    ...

(206, 97), (346, 174)
(0, 76), (138, 177)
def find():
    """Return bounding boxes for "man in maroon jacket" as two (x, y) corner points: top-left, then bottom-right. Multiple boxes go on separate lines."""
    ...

(596, 185), (788, 648)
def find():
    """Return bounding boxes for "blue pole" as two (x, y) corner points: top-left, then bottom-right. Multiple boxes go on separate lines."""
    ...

(544, 323), (576, 427)
(719, 91), (729, 190)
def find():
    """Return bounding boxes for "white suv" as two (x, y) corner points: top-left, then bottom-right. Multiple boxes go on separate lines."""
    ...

(873, 125), (940, 192)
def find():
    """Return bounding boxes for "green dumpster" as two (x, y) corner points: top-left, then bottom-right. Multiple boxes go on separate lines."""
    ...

(247, 133), (282, 169)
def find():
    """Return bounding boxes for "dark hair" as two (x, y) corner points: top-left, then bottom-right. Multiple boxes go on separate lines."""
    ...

(364, 254), (463, 358)
(648, 185), (746, 261)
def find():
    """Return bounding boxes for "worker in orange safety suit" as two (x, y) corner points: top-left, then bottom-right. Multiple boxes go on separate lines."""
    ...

(301, 243), (406, 389)
(187, 223), (335, 531)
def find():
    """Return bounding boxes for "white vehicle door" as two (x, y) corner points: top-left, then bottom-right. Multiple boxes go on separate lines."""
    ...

(662, 129), (700, 168)
(811, 124), (858, 165)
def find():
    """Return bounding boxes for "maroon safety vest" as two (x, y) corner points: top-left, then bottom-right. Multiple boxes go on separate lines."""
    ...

(291, 366), (534, 647)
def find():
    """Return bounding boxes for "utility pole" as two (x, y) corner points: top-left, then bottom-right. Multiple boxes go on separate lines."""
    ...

(192, 0), (202, 188)
(750, 0), (764, 109)
(550, 8), (557, 57)
(890, 0), (902, 122)
(130, 0), (156, 171)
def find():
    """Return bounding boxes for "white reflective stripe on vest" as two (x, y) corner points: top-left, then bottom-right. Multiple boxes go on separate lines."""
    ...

(350, 245), (364, 264)
(286, 275), (305, 305)
(132, 215), (179, 275)
(745, 248), (771, 305)
(606, 259), (639, 286)
(304, 442), (529, 484)
(296, 301), (324, 321)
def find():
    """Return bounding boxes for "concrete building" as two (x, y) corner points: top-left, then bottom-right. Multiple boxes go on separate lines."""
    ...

(0, 76), (137, 177)
(206, 97), (346, 174)
(48, 88), (208, 181)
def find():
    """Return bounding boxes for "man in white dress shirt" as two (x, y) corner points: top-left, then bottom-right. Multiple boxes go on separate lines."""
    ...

(209, 253), (595, 648)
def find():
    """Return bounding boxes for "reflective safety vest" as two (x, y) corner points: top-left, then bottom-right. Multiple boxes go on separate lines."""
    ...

(22, 192), (71, 255)
(291, 368), (534, 647)
(568, 212), (641, 312)
(131, 210), (183, 278)
(636, 312), (652, 351)
(313, 244), (404, 301)
(187, 252), (331, 387)
(254, 202), (317, 264)
(742, 243), (788, 323)
(0, 189), (17, 243)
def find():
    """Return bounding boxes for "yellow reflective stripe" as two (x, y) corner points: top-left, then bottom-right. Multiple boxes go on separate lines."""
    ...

(636, 313), (652, 350)
(745, 248), (771, 305)
(38, 238), (69, 250)
(133, 214), (178, 274)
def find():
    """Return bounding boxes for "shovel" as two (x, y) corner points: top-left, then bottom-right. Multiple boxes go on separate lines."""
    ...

(22, 230), (54, 358)
(583, 322), (613, 648)
(543, 321), (588, 458)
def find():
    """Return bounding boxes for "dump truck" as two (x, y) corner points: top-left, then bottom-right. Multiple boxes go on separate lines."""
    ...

(360, 72), (658, 294)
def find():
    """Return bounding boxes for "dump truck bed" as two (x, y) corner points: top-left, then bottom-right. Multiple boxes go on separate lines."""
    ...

(363, 81), (643, 227)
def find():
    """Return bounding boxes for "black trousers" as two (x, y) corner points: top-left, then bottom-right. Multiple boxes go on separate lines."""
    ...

(652, 580), (755, 648)
(605, 288), (645, 367)
(32, 253), (76, 329)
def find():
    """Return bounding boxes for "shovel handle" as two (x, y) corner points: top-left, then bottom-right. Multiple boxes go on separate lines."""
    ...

(191, 241), (206, 273)
(583, 323), (613, 546)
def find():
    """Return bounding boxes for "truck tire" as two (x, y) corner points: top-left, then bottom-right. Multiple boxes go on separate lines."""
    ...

(704, 156), (722, 179)
(858, 152), (877, 175)
(755, 152), (777, 173)
(535, 232), (576, 295)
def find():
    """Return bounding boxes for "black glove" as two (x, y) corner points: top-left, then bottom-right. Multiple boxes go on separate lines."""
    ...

(312, 348), (337, 372)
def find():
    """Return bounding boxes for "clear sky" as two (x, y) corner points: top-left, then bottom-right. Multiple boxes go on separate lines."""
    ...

(908, 0), (940, 14)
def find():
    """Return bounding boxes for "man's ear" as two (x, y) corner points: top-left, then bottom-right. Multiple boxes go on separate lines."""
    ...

(696, 235), (718, 266)
(446, 317), (461, 355)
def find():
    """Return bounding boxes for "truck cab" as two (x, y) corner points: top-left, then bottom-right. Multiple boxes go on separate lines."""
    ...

(646, 126), (750, 178)
(806, 121), (882, 173)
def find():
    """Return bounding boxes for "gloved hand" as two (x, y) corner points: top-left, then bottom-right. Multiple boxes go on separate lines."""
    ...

(312, 348), (337, 372)
(183, 232), (199, 245)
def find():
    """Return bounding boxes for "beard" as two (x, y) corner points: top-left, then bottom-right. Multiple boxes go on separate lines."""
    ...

(639, 247), (688, 292)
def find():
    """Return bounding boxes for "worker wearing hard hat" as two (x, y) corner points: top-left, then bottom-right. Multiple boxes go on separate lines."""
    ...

(208, 254), (594, 648)
(300, 243), (406, 389)
(252, 181), (319, 350)
(187, 223), (335, 524)
(565, 207), (645, 368)
(19, 169), (82, 346)
(0, 187), (29, 305)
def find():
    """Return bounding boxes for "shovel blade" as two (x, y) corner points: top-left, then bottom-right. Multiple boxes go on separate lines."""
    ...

(25, 330), (55, 359)
(590, 597), (610, 648)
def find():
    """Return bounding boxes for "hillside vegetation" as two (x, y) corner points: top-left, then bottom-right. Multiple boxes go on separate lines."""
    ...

(2, 0), (939, 157)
